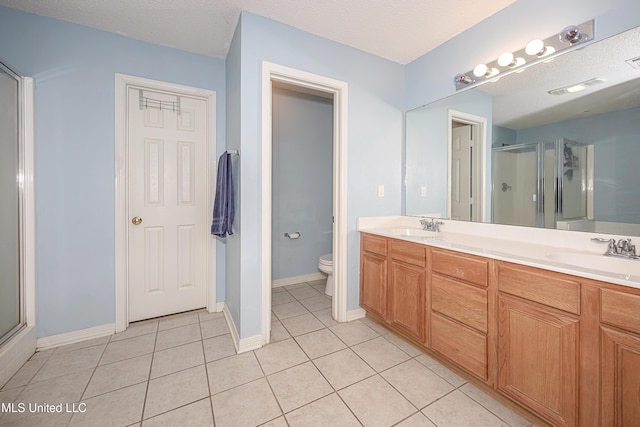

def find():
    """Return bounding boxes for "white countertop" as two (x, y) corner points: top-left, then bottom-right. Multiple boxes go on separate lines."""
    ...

(358, 216), (640, 290)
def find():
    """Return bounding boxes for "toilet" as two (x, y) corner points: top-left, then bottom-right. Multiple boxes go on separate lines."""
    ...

(318, 253), (333, 296)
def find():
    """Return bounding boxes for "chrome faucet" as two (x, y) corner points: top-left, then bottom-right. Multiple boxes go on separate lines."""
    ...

(420, 218), (444, 232)
(591, 237), (638, 259)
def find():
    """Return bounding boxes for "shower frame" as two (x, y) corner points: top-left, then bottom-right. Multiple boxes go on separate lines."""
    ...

(491, 138), (589, 228)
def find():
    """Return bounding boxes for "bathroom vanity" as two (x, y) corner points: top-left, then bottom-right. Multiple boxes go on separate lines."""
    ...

(359, 217), (640, 427)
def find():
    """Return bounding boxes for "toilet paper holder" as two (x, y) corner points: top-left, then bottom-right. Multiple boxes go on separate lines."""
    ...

(285, 232), (301, 239)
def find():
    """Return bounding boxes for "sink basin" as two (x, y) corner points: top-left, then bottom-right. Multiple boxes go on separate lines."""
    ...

(546, 252), (640, 276)
(389, 228), (435, 237)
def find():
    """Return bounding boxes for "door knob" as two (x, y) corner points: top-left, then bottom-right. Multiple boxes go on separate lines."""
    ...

(131, 216), (142, 225)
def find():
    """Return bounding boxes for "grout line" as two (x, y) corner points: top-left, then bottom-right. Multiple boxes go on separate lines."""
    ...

(137, 320), (159, 423)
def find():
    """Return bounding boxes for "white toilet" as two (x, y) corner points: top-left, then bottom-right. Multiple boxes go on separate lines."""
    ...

(318, 253), (333, 297)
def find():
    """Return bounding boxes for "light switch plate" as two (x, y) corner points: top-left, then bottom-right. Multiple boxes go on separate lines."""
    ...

(378, 185), (384, 197)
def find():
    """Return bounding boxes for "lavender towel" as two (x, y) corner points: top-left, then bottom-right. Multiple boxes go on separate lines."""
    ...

(211, 151), (235, 237)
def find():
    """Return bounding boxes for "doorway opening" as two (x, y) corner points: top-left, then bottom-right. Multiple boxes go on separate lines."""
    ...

(447, 110), (487, 222)
(261, 62), (348, 345)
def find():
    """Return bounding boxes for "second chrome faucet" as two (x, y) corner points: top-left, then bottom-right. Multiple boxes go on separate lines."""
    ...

(591, 237), (638, 259)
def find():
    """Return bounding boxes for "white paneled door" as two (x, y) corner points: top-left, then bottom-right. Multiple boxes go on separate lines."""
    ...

(450, 124), (473, 221)
(128, 88), (209, 322)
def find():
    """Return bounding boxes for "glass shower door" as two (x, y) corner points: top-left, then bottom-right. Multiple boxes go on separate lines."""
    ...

(492, 143), (542, 227)
(0, 63), (22, 346)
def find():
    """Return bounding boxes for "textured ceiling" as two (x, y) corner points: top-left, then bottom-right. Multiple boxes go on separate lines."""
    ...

(0, 0), (516, 64)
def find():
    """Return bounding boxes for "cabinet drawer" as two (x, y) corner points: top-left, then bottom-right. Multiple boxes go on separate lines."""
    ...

(362, 233), (387, 257)
(498, 263), (580, 315)
(431, 312), (487, 381)
(601, 288), (640, 335)
(390, 239), (426, 268)
(432, 249), (488, 287)
(432, 274), (487, 333)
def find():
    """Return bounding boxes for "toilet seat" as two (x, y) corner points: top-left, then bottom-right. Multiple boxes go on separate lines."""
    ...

(318, 253), (333, 296)
(319, 253), (332, 267)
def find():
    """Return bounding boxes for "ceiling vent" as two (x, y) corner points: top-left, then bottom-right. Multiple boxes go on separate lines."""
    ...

(548, 78), (605, 95)
(625, 56), (640, 70)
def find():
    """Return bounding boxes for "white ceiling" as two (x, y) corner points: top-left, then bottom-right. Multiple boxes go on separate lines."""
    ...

(0, 0), (516, 64)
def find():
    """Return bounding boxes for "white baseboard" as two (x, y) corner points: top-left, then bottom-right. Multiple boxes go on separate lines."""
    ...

(346, 308), (366, 322)
(272, 272), (326, 288)
(237, 334), (264, 353)
(210, 302), (225, 312)
(222, 303), (240, 353)
(36, 323), (115, 351)
(222, 303), (264, 353)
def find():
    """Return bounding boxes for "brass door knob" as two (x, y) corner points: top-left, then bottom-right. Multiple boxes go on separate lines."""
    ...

(131, 216), (142, 225)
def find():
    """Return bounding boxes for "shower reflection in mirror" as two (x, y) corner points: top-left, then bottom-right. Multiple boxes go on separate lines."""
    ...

(492, 139), (591, 229)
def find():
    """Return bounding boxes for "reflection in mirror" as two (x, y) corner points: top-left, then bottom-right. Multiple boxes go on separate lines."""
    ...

(405, 25), (640, 236)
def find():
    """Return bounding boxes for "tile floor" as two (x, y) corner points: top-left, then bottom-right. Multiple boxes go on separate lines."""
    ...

(0, 279), (535, 427)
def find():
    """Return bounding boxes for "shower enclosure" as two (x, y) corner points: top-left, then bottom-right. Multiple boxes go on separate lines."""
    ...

(492, 138), (589, 229)
(0, 60), (23, 347)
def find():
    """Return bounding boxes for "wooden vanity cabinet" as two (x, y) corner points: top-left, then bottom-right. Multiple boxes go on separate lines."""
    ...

(497, 262), (580, 427)
(387, 239), (426, 342)
(359, 231), (640, 426)
(359, 234), (388, 319)
(430, 249), (490, 381)
(599, 288), (640, 426)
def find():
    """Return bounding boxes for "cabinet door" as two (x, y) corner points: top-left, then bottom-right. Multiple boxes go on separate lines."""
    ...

(360, 253), (387, 319)
(388, 261), (424, 341)
(498, 295), (579, 427)
(601, 326), (640, 427)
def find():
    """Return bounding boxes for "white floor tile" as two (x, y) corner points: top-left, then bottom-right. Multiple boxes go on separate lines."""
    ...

(141, 398), (213, 427)
(144, 365), (209, 419)
(70, 382), (146, 427)
(422, 390), (510, 427)
(254, 339), (308, 375)
(339, 375), (416, 427)
(285, 393), (361, 426)
(84, 354), (152, 398)
(211, 378), (281, 427)
(267, 362), (333, 413)
(99, 333), (155, 366)
(206, 352), (263, 395)
(150, 341), (204, 379)
(313, 348), (375, 390)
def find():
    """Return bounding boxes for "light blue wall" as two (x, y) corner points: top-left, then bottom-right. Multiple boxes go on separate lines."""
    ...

(229, 12), (404, 338)
(224, 18), (242, 334)
(405, 89), (492, 219)
(0, 6), (226, 338)
(406, 0), (640, 110)
(492, 126), (517, 148)
(514, 108), (640, 223)
(272, 87), (333, 280)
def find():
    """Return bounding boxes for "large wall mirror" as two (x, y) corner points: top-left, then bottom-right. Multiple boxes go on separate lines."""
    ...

(405, 25), (640, 236)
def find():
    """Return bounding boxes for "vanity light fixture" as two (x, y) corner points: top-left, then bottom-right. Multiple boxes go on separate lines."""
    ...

(454, 19), (594, 90)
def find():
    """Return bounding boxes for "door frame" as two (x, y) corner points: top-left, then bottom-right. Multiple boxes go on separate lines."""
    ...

(447, 109), (487, 222)
(261, 62), (348, 344)
(114, 74), (217, 332)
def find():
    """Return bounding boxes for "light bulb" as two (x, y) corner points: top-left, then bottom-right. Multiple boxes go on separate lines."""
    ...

(473, 64), (488, 77)
(498, 52), (525, 68)
(525, 39), (545, 56)
(497, 52), (515, 67)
